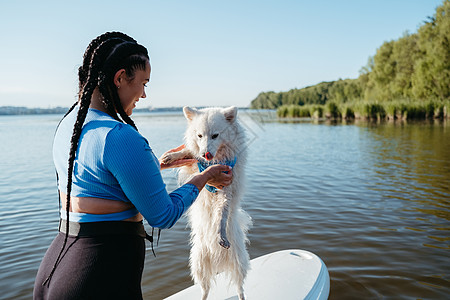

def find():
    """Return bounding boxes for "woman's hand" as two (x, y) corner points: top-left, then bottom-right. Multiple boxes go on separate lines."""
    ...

(204, 164), (233, 190)
(187, 164), (233, 191)
(159, 145), (197, 170)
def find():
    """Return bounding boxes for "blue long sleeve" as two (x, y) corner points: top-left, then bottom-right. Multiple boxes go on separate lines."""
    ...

(53, 107), (198, 229)
(103, 124), (198, 228)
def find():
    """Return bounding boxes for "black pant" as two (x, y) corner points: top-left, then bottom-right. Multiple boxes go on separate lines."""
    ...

(34, 223), (146, 300)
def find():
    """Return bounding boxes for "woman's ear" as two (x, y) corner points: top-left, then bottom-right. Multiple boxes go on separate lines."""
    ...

(113, 69), (126, 88)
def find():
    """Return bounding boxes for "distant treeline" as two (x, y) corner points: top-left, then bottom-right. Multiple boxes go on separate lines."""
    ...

(0, 106), (179, 116)
(0, 106), (69, 115)
(251, 1), (450, 119)
(0, 106), (251, 116)
(276, 99), (450, 120)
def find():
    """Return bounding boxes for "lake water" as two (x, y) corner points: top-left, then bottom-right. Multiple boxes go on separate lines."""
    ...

(0, 111), (449, 299)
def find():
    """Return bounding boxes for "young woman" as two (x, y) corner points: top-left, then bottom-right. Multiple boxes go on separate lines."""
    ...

(33, 32), (232, 300)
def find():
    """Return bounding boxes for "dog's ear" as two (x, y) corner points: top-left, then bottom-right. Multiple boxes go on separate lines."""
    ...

(223, 106), (237, 123)
(183, 106), (198, 121)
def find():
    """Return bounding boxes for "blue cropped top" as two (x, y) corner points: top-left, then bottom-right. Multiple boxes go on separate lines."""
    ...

(53, 107), (199, 229)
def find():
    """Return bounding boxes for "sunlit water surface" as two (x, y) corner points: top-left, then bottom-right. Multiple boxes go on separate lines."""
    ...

(0, 111), (448, 299)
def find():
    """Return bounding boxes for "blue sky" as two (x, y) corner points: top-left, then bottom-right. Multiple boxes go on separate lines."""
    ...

(0, 0), (444, 108)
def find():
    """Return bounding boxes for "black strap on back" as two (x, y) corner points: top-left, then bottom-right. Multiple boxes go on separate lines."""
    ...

(144, 227), (162, 257)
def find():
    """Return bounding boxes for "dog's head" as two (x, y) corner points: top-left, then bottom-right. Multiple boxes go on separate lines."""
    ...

(183, 106), (238, 162)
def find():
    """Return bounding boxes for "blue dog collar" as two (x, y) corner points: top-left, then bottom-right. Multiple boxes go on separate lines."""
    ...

(197, 157), (237, 193)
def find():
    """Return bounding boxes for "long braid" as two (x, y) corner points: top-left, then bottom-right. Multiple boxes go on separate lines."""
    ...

(43, 38), (126, 286)
(42, 85), (94, 287)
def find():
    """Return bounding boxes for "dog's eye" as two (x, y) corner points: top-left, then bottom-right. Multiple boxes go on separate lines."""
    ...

(197, 134), (203, 138)
(211, 134), (219, 139)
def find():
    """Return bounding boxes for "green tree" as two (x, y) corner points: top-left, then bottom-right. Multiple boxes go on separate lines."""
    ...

(390, 32), (420, 99)
(366, 40), (396, 101)
(250, 0), (450, 109)
(413, 0), (450, 100)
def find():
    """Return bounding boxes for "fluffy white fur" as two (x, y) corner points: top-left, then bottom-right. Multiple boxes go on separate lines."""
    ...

(162, 106), (251, 300)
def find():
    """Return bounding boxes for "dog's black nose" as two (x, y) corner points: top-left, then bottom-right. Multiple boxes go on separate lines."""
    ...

(204, 152), (213, 160)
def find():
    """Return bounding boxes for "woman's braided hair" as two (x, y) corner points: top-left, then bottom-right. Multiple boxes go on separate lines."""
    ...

(63, 32), (138, 126)
(43, 32), (149, 286)
(78, 32), (136, 95)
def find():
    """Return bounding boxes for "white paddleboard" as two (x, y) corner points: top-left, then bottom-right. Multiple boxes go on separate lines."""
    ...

(165, 249), (330, 300)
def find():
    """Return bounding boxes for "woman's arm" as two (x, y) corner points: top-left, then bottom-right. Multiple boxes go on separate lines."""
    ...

(159, 144), (233, 191)
(103, 125), (231, 229)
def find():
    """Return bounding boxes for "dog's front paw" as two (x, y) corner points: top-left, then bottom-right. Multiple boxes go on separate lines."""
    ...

(161, 153), (177, 164)
(219, 237), (231, 249)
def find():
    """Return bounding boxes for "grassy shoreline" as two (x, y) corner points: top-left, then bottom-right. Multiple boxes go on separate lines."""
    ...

(276, 100), (450, 120)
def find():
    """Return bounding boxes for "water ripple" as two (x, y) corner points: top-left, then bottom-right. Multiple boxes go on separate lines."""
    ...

(0, 114), (449, 299)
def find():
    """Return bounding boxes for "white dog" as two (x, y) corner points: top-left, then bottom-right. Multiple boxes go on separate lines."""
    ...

(162, 106), (251, 300)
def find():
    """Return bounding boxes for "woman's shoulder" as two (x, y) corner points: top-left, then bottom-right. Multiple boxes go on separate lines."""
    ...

(60, 107), (121, 131)
(82, 109), (146, 148)
(104, 119), (149, 149)
(83, 109), (139, 134)
(108, 124), (147, 145)
(103, 123), (152, 163)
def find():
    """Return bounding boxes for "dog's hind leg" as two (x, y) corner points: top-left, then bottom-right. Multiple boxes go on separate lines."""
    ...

(218, 200), (231, 249)
(229, 219), (250, 300)
(200, 282), (211, 300)
(238, 287), (245, 300)
(235, 265), (247, 300)
(190, 243), (212, 300)
(234, 252), (248, 300)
